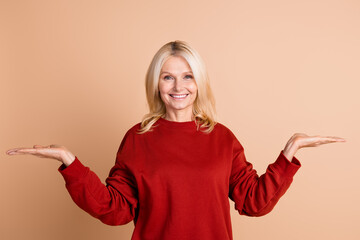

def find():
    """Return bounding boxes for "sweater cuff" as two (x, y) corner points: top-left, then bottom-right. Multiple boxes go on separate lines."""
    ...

(58, 156), (88, 183)
(271, 150), (301, 177)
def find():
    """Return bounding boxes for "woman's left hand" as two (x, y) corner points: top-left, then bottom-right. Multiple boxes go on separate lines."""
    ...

(282, 133), (346, 161)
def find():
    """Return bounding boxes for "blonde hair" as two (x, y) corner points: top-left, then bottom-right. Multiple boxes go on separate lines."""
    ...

(137, 40), (217, 134)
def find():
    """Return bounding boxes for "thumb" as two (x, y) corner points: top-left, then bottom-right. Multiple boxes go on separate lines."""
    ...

(33, 145), (46, 148)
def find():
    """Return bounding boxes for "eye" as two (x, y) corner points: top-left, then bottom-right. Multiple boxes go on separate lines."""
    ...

(164, 75), (172, 80)
(185, 75), (193, 79)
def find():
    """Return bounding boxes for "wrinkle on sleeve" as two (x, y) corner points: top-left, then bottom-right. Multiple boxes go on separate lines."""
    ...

(228, 138), (301, 217)
(58, 129), (139, 225)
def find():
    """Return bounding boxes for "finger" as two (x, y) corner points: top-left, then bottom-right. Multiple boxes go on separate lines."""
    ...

(7, 146), (41, 154)
(321, 137), (346, 143)
(326, 136), (346, 142)
(33, 145), (46, 148)
(311, 137), (346, 146)
(6, 148), (28, 154)
(9, 148), (39, 155)
(6, 148), (20, 154)
(14, 149), (39, 153)
(49, 144), (63, 148)
(36, 144), (57, 148)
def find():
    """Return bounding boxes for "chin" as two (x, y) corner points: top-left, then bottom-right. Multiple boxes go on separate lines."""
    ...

(170, 105), (190, 110)
(166, 102), (194, 111)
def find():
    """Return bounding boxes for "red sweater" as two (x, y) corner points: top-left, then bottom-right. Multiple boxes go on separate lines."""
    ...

(58, 118), (301, 240)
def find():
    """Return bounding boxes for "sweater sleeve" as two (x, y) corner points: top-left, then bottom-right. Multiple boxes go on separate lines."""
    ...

(228, 138), (301, 217)
(58, 130), (138, 225)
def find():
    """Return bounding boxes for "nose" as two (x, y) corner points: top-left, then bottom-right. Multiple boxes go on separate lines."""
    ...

(173, 78), (183, 92)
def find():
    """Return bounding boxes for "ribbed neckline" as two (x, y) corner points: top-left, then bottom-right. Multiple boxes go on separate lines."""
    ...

(156, 117), (197, 129)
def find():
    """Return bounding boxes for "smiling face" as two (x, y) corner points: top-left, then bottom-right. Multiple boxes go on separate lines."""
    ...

(158, 55), (198, 121)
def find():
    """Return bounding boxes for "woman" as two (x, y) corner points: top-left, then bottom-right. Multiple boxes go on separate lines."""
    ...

(6, 40), (345, 240)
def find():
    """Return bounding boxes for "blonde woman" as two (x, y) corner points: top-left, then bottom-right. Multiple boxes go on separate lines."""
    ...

(6, 40), (345, 240)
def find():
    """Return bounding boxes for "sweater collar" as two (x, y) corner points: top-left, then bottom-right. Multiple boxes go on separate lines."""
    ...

(156, 117), (197, 130)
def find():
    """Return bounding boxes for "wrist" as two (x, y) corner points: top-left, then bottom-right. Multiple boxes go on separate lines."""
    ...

(283, 141), (299, 161)
(60, 150), (76, 167)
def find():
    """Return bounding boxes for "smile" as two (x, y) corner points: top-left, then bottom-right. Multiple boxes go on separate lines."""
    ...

(169, 94), (189, 99)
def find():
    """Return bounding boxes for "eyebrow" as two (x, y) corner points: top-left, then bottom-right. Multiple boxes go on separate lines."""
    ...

(160, 71), (193, 75)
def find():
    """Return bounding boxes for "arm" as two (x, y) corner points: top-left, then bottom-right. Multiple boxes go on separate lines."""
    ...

(229, 140), (301, 217)
(58, 155), (138, 225)
(58, 130), (138, 226)
(6, 129), (140, 225)
(229, 133), (345, 217)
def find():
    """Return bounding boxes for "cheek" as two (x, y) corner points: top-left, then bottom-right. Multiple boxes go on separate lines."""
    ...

(158, 84), (170, 102)
(189, 83), (198, 94)
(158, 81), (172, 93)
(158, 89), (167, 99)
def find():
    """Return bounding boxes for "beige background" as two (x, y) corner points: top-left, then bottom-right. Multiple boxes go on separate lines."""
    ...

(1, 0), (359, 239)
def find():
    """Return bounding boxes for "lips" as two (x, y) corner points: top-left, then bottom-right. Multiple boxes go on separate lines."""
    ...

(169, 94), (189, 99)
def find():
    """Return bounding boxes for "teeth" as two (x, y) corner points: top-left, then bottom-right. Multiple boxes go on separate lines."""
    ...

(171, 94), (188, 98)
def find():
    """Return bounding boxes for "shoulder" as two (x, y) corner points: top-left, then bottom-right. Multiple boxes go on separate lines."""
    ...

(128, 122), (142, 133)
(121, 122), (142, 139)
(213, 122), (237, 138)
(116, 122), (142, 151)
(213, 122), (244, 149)
(118, 122), (142, 143)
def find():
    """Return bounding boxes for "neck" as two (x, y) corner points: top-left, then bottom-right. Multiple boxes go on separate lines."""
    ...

(164, 111), (195, 122)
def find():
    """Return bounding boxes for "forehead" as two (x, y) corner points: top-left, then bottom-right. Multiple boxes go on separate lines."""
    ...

(161, 56), (192, 73)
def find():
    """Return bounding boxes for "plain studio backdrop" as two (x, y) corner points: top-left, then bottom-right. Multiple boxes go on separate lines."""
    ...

(1, 0), (359, 239)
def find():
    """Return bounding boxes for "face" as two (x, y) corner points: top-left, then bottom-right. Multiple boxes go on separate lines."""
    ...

(158, 55), (198, 119)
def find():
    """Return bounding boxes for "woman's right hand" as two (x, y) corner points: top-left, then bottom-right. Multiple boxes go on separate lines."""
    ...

(6, 145), (76, 167)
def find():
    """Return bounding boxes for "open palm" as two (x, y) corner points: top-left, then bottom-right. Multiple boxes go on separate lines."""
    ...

(6, 144), (75, 166)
